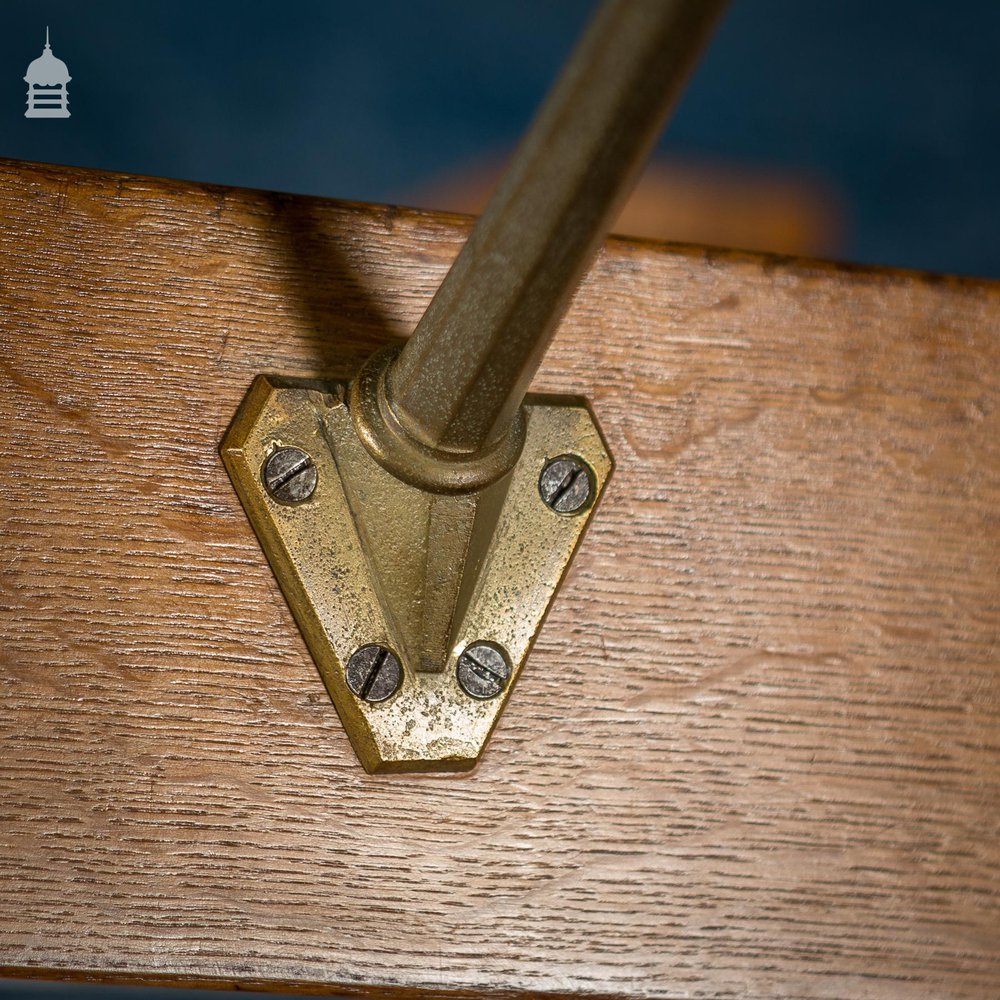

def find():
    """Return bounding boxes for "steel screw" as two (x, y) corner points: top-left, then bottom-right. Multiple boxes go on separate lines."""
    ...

(346, 644), (403, 703)
(456, 642), (511, 700)
(539, 454), (594, 513)
(262, 446), (317, 505)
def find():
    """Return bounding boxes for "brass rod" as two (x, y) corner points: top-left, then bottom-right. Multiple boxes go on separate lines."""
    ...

(384, 0), (726, 457)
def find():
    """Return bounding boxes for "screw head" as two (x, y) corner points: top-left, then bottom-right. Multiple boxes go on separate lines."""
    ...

(456, 642), (511, 700)
(346, 644), (403, 703)
(539, 454), (594, 514)
(262, 446), (317, 504)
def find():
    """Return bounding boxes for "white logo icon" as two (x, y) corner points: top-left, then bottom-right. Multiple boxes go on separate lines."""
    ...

(24, 27), (71, 119)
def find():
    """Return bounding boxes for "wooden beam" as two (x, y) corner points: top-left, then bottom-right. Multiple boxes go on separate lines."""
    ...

(1, 159), (998, 999)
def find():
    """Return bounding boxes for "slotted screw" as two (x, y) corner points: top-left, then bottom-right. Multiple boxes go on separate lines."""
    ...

(346, 644), (403, 703)
(539, 455), (594, 514)
(456, 642), (511, 700)
(262, 446), (317, 504)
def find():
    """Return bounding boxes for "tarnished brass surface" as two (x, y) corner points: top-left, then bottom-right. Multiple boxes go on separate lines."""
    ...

(221, 376), (611, 773)
(373, 0), (726, 480)
(219, 0), (721, 771)
(350, 345), (527, 493)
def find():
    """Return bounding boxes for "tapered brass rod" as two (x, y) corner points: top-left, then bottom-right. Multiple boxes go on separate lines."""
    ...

(385, 0), (726, 458)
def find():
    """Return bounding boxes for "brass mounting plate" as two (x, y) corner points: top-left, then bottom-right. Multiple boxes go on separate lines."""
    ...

(221, 375), (611, 773)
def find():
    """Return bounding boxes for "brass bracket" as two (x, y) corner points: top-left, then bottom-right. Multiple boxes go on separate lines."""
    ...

(218, 0), (721, 773)
(222, 374), (611, 773)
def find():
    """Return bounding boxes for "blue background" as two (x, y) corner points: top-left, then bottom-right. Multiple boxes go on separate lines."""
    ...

(1, 2), (999, 998)
(1, 1), (999, 276)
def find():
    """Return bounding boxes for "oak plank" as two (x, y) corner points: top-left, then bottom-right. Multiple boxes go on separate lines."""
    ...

(0, 158), (998, 999)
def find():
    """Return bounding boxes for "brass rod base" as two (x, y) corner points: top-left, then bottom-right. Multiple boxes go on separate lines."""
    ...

(350, 345), (527, 494)
(221, 374), (612, 773)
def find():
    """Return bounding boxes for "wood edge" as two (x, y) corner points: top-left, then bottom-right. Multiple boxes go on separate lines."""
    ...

(0, 966), (632, 1000)
(3, 155), (1000, 293)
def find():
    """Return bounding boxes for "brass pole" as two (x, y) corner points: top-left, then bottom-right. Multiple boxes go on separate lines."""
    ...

(355, 0), (727, 489)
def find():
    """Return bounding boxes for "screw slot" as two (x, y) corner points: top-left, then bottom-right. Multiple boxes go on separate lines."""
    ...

(539, 454), (594, 514)
(456, 642), (511, 700)
(262, 446), (317, 505)
(346, 644), (403, 703)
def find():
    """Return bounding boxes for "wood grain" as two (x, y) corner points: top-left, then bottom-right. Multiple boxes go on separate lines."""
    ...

(0, 158), (998, 1000)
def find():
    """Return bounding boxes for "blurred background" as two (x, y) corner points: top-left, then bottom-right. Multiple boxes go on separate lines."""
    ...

(2, 0), (1000, 275)
(1, 2), (998, 998)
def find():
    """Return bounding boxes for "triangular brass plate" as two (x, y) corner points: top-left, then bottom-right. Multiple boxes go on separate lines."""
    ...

(221, 375), (612, 773)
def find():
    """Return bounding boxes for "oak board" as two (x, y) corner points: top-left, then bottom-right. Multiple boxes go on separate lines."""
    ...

(1, 159), (998, 999)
